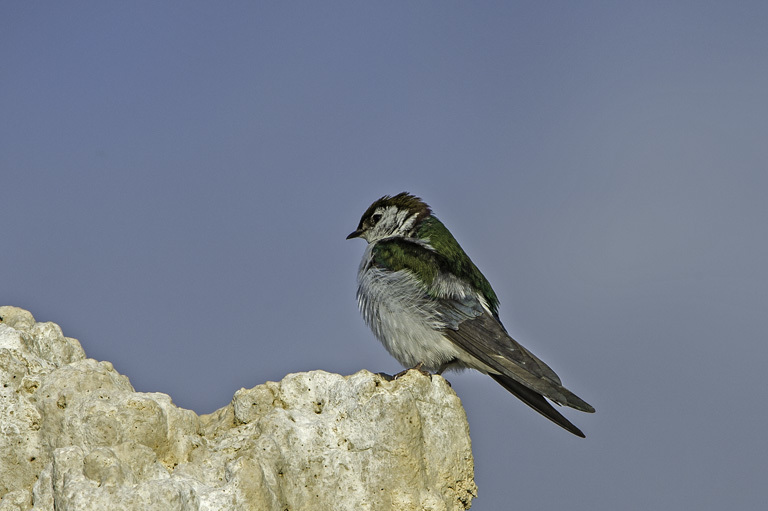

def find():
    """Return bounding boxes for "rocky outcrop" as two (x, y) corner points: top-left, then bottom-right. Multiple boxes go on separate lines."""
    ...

(0, 306), (476, 510)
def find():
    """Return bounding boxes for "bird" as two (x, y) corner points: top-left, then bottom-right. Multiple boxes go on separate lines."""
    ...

(347, 192), (595, 437)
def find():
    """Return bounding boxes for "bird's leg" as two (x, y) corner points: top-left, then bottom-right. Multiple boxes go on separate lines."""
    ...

(393, 362), (432, 379)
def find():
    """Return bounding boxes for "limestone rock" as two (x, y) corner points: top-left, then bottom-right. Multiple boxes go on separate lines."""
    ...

(0, 306), (476, 510)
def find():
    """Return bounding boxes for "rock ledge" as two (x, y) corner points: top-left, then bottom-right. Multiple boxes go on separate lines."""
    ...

(0, 306), (476, 511)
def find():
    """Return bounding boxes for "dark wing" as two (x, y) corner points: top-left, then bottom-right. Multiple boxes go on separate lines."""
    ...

(489, 373), (587, 437)
(439, 295), (594, 435)
(370, 236), (595, 435)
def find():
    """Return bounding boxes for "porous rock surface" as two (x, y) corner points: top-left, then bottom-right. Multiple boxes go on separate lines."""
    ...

(0, 306), (476, 510)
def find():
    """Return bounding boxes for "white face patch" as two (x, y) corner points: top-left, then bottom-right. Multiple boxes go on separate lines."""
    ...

(399, 211), (419, 233)
(362, 206), (420, 242)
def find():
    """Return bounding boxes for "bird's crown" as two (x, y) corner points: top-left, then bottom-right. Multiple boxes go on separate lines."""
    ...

(347, 192), (432, 243)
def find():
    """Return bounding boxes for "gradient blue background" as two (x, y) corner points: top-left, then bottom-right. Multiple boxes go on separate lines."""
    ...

(3, 2), (767, 509)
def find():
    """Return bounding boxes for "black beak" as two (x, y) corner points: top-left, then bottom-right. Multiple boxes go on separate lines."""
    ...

(346, 229), (363, 240)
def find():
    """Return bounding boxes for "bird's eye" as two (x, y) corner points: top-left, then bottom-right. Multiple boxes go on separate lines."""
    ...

(371, 213), (382, 225)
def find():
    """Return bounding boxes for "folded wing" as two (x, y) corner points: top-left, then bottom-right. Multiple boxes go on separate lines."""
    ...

(439, 295), (594, 435)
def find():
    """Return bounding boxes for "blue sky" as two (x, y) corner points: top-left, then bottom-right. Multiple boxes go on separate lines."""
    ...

(3, 2), (767, 509)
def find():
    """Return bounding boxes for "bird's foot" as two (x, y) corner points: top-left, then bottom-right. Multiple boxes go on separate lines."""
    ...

(393, 362), (432, 379)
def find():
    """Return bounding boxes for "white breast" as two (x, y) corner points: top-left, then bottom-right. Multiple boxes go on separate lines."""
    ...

(355, 244), (464, 370)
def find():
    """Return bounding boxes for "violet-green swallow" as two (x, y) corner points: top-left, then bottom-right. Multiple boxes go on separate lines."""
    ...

(347, 192), (595, 437)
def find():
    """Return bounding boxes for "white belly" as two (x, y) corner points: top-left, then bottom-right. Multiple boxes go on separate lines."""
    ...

(356, 262), (463, 371)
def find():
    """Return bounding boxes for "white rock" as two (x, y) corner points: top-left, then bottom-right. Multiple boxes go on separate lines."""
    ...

(0, 306), (476, 510)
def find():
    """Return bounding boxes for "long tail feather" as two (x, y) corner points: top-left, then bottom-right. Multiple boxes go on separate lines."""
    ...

(490, 373), (586, 438)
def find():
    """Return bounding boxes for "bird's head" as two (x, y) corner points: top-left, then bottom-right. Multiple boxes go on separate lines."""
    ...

(347, 192), (431, 243)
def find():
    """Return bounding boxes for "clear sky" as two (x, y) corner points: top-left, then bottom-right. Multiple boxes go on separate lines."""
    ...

(3, 2), (767, 509)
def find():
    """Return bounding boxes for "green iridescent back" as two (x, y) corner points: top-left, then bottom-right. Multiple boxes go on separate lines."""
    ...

(417, 216), (499, 315)
(370, 215), (499, 316)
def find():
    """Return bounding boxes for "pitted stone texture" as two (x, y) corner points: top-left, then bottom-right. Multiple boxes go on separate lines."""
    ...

(0, 306), (476, 510)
